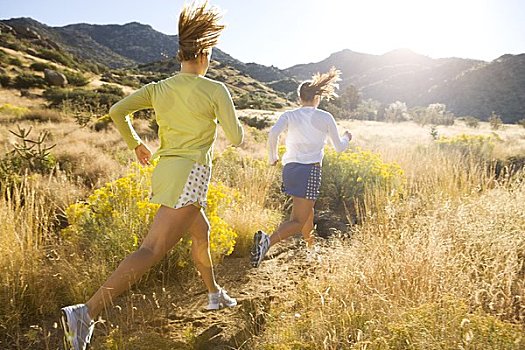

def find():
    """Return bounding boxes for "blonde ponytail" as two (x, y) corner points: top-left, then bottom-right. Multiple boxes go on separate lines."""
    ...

(177, 1), (225, 62)
(298, 67), (341, 102)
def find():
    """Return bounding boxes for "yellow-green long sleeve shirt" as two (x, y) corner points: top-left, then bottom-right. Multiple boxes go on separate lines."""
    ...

(109, 73), (244, 166)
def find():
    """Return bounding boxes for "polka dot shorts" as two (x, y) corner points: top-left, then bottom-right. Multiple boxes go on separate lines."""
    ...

(173, 163), (211, 209)
(281, 162), (322, 200)
(305, 164), (321, 200)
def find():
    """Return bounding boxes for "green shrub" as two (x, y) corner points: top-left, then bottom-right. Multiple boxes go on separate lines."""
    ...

(13, 73), (47, 89)
(61, 70), (89, 86)
(101, 72), (140, 88)
(489, 112), (503, 130)
(412, 103), (455, 126)
(238, 114), (273, 130)
(464, 116), (480, 128)
(43, 87), (122, 113)
(96, 84), (125, 97)
(8, 57), (23, 67)
(385, 101), (409, 122)
(234, 93), (280, 110)
(0, 74), (11, 88)
(0, 126), (57, 188)
(34, 49), (75, 67)
(320, 148), (405, 216)
(29, 62), (56, 72)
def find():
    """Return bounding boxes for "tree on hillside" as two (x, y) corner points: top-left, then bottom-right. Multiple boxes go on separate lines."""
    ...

(411, 103), (455, 126)
(320, 84), (361, 120)
(354, 99), (382, 120)
(489, 112), (503, 130)
(385, 101), (409, 122)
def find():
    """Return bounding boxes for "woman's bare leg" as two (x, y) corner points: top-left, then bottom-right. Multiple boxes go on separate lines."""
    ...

(85, 205), (200, 319)
(301, 208), (315, 247)
(189, 209), (220, 294)
(269, 197), (315, 247)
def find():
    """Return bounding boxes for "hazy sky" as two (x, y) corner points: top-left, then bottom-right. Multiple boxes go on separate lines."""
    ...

(2, 0), (524, 68)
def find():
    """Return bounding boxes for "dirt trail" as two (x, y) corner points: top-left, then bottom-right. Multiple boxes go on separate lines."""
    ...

(162, 240), (320, 350)
(89, 238), (332, 350)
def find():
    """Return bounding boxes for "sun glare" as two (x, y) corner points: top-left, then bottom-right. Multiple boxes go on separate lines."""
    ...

(323, 0), (489, 58)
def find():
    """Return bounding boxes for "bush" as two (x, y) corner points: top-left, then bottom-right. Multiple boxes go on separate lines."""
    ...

(238, 114), (273, 130)
(43, 87), (123, 113)
(0, 103), (29, 117)
(8, 57), (23, 67)
(412, 103), (455, 126)
(0, 126), (57, 188)
(234, 93), (281, 110)
(385, 101), (409, 122)
(464, 116), (480, 128)
(13, 73), (47, 89)
(29, 62), (56, 72)
(96, 84), (125, 97)
(320, 148), (405, 218)
(435, 134), (499, 161)
(0, 73), (12, 87)
(34, 49), (76, 67)
(0, 50), (8, 64)
(488, 112), (503, 130)
(101, 72), (141, 88)
(62, 70), (90, 86)
(63, 163), (238, 265)
(353, 99), (381, 120)
(518, 119), (525, 128)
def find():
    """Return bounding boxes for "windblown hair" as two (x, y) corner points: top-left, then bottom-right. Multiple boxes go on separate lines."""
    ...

(176, 1), (225, 62)
(298, 67), (341, 102)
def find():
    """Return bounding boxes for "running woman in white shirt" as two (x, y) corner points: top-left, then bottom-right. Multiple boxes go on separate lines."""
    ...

(251, 67), (351, 267)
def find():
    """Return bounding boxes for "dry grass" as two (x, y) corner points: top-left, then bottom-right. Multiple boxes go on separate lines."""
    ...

(257, 172), (525, 349)
(0, 89), (46, 108)
(0, 98), (524, 348)
(339, 119), (525, 159)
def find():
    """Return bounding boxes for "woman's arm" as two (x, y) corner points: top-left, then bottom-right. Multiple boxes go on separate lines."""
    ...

(109, 84), (154, 150)
(214, 84), (244, 146)
(326, 113), (351, 152)
(268, 113), (288, 165)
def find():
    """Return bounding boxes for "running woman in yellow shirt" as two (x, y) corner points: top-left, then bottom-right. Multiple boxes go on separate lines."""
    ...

(60, 2), (244, 349)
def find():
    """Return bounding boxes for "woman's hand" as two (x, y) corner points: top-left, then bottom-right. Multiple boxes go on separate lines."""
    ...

(135, 143), (152, 166)
(344, 131), (353, 141)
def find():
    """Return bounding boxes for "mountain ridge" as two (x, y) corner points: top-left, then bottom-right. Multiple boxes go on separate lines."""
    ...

(1, 17), (524, 122)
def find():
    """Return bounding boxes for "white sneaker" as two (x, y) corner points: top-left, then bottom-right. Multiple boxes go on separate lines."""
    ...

(206, 289), (238, 310)
(250, 230), (270, 268)
(60, 304), (94, 350)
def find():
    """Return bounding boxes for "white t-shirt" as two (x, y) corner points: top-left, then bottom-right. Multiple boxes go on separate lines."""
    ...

(268, 106), (350, 165)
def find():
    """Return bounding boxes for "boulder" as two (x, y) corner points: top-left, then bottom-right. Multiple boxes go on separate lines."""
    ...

(0, 23), (16, 35)
(44, 69), (68, 87)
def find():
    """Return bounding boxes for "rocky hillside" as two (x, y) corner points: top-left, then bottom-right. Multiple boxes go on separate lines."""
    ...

(284, 49), (525, 123)
(2, 17), (524, 122)
(0, 18), (292, 110)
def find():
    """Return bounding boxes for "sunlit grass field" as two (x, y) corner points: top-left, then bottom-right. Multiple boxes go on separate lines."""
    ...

(0, 101), (524, 348)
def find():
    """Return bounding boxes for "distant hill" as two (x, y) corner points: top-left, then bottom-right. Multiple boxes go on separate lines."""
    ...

(1, 17), (524, 122)
(284, 49), (525, 123)
(0, 18), (292, 110)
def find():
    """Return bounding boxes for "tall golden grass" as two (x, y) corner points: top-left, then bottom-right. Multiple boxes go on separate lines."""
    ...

(256, 141), (525, 349)
(0, 106), (524, 349)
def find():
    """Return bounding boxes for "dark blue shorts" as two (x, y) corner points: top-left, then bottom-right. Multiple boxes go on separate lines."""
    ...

(282, 162), (322, 200)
